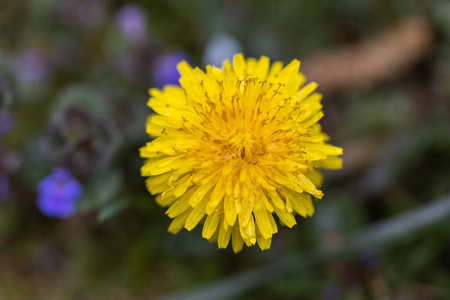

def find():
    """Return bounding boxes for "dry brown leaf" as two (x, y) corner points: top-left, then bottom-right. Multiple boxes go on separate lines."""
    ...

(302, 16), (433, 93)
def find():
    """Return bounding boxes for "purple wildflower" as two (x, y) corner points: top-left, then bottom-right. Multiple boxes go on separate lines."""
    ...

(37, 168), (83, 219)
(152, 52), (191, 87)
(14, 50), (49, 87)
(115, 4), (148, 43)
(0, 111), (14, 136)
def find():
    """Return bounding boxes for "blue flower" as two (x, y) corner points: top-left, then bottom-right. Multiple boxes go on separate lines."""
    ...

(0, 111), (15, 136)
(14, 50), (50, 87)
(37, 168), (83, 219)
(115, 4), (148, 43)
(152, 52), (191, 87)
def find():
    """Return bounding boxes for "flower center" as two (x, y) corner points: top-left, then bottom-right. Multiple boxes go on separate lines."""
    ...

(229, 131), (256, 159)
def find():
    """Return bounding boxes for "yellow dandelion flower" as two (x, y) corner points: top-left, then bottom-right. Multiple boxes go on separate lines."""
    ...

(140, 54), (342, 253)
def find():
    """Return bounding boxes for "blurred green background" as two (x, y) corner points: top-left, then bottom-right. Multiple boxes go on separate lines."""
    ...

(1, 0), (450, 299)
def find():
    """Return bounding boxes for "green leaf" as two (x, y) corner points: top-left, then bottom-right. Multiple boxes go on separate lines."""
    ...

(78, 170), (123, 212)
(97, 199), (128, 222)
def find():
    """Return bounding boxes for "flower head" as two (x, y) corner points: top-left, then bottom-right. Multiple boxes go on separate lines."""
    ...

(0, 111), (14, 136)
(37, 168), (83, 219)
(140, 54), (342, 252)
(14, 50), (50, 87)
(152, 52), (191, 87)
(115, 4), (148, 43)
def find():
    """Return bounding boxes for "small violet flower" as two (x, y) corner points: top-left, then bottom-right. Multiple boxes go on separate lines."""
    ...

(115, 4), (148, 43)
(14, 50), (49, 87)
(152, 52), (191, 88)
(0, 111), (14, 136)
(37, 168), (83, 219)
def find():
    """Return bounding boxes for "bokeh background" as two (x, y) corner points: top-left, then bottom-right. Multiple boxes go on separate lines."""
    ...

(1, 0), (450, 299)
